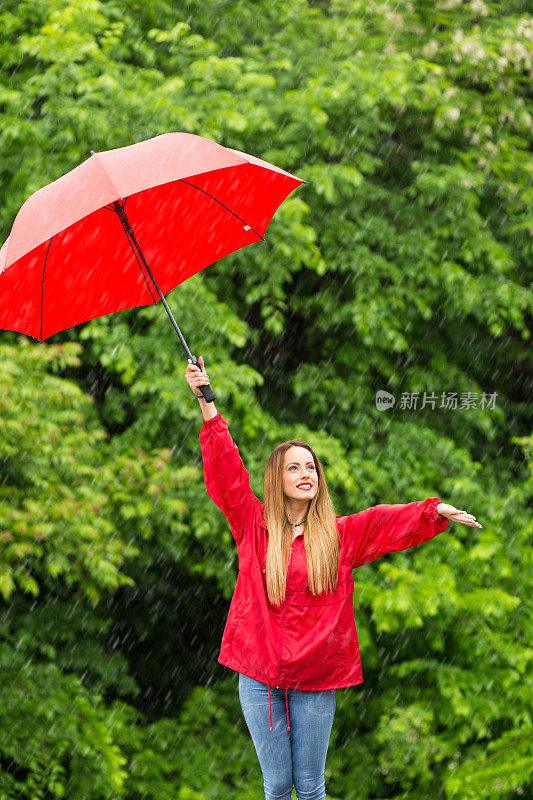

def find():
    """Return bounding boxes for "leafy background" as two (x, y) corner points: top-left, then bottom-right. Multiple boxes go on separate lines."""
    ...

(0, 1), (531, 798)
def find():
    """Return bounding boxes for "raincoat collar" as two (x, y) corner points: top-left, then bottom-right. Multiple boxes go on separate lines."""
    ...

(258, 501), (334, 533)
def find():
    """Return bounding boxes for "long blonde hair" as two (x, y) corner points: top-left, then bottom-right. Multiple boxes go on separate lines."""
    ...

(263, 439), (340, 606)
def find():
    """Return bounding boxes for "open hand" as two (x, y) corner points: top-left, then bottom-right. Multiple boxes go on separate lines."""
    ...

(437, 503), (482, 528)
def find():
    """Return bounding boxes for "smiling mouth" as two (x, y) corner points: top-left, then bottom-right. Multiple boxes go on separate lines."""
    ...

(297, 484), (313, 490)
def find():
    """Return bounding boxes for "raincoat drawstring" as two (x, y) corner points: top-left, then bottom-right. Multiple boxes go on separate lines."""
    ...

(267, 684), (290, 732)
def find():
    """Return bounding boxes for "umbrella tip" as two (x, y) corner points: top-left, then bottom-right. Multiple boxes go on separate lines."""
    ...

(90, 150), (96, 156)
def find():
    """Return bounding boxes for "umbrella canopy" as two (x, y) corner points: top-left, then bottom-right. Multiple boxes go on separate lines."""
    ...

(0, 132), (303, 341)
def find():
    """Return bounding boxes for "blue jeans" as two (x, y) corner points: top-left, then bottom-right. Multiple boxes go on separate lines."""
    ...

(238, 673), (336, 800)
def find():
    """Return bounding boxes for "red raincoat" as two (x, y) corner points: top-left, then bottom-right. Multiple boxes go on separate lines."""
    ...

(200, 412), (449, 731)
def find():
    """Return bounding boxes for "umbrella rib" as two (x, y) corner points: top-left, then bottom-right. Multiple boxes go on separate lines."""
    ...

(40, 236), (54, 342)
(179, 179), (265, 241)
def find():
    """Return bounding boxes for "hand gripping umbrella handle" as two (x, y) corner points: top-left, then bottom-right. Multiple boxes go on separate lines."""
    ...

(188, 356), (215, 403)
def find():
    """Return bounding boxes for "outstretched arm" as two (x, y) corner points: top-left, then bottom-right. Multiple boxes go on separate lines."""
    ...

(342, 497), (450, 569)
(341, 498), (482, 569)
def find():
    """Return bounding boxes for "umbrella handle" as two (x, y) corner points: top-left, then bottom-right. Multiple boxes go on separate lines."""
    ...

(188, 356), (216, 403)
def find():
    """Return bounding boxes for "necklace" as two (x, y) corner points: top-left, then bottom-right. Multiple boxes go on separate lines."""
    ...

(288, 517), (306, 531)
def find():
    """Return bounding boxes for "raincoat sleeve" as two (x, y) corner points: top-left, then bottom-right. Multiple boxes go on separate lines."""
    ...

(199, 411), (258, 545)
(342, 497), (449, 569)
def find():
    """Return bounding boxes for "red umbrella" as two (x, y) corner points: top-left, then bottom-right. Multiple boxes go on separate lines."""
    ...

(0, 132), (304, 402)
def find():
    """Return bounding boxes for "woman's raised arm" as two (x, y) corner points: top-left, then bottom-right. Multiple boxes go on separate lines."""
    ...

(185, 355), (218, 421)
(185, 357), (257, 544)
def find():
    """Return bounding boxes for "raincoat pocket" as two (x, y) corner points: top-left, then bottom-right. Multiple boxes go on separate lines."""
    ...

(225, 599), (248, 648)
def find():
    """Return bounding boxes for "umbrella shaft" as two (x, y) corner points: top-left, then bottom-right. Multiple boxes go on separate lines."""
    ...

(129, 228), (192, 356)
(114, 203), (193, 360)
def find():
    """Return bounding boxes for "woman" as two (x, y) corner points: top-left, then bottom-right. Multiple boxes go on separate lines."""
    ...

(185, 357), (482, 800)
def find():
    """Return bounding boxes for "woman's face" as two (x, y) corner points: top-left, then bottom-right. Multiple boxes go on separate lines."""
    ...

(282, 446), (318, 501)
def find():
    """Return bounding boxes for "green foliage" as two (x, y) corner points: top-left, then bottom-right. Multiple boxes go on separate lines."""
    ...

(0, 338), (198, 606)
(0, 642), (128, 799)
(0, 0), (531, 798)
